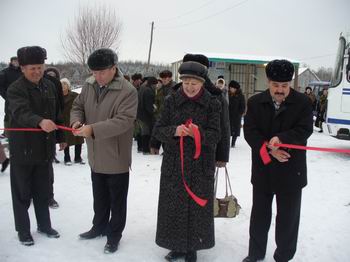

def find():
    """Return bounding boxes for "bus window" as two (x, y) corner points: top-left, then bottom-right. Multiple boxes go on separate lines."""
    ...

(330, 37), (346, 87)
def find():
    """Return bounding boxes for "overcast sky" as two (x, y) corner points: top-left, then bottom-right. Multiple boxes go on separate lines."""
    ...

(1, 0), (349, 69)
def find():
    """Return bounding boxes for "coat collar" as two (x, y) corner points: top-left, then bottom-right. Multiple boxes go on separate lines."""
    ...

(174, 87), (211, 107)
(86, 75), (125, 91)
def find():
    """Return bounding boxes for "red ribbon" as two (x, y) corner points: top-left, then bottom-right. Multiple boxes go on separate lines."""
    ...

(180, 119), (207, 207)
(260, 142), (350, 165)
(0, 125), (76, 132)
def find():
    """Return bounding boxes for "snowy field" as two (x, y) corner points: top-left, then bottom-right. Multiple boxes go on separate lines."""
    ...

(0, 107), (349, 262)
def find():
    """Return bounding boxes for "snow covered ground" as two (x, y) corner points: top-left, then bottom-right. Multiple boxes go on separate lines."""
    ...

(0, 109), (349, 262)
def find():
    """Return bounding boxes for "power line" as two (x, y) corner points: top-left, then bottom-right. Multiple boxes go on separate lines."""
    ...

(157, 0), (251, 30)
(156, 0), (218, 23)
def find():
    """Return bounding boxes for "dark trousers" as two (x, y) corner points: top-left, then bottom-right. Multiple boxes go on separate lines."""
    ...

(10, 163), (52, 233)
(64, 144), (82, 162)
(248, 188), (302, 262)
(141, 135), (151, 153)
(91, 171), (129, 243)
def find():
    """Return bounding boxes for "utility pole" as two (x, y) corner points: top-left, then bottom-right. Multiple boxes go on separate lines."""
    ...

(146, 21), (154, 72)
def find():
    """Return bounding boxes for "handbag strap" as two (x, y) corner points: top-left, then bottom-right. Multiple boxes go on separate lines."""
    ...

(214, 167), (234, 197)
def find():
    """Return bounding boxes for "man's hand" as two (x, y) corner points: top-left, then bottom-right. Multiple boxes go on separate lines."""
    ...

(150, 148), (159, 155)
(216, 161), (227, 168)
(270, 149), (290, 162)
(59, 142), (67, 151)
(39, 119), (57, 133)
(74, 125), (93, 138)
(71, 121), (82, 129)
(267, 136), (281, 151)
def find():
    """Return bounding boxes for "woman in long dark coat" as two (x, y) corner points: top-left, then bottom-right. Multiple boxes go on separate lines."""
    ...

(60, 78), (85, 165)
(153, 61), (221, 262)
(228, 80), (245, 147)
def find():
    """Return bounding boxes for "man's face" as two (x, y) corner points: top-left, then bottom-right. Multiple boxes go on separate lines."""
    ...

(11, 59), (19, 68)
(133, 79), (142, 88)
(306, 89), (311, 94)
(268, 80), (291, 103)
(92, 66), (116, 86)
(160, 77), (171, 86)
(21, 64), (45, 84)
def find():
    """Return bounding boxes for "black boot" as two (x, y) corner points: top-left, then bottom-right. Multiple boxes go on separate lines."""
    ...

(242, 255), (262, 262)
(185, 251), (197, 262)
(104, 240), (119, 254)
(1, 158), (9, 172)
(18, 232), (34, 246)
(37, 227), (60, 238)
(165, 251), (186, 261)
(79, 227), (105, 240)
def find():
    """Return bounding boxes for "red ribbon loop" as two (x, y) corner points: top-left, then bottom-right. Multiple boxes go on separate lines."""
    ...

(260, 142), (350, 165)
(180, 119), (207, 207)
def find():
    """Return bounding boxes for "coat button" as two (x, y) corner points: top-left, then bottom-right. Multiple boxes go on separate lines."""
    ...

(297, 172), (301, 176)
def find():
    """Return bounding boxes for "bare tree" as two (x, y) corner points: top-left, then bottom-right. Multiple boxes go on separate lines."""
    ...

(315, 66), (333, 82)
(61, 4), (122, 66)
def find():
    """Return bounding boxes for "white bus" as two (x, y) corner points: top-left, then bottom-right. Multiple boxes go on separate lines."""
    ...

(323, 32), (350, 140)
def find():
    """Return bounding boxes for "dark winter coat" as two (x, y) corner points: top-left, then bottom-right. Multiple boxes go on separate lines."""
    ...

(7, 76), (65, 164)
(154, 80), (176, 118)
(153, 88), (221, 252)
(228, 90), (245, 136)
(172, 77), (230, 162)
(243, 89), (313, 193)
(63, 91), (84, 146)
(137, 84), (155, 135)
(0, 64), (22, 121)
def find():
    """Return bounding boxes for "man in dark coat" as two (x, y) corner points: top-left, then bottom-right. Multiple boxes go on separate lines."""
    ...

(7, 46), (66, 246)
(153, 61), (221, 262)
(0, 56), (22, 137)
(137, 77), (157, 154)
(228, 80), (245, 147)
(242, 60), (313, 262)
(173, 54), (230, 167)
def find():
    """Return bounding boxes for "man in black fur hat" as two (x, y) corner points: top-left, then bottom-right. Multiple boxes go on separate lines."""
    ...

(71, 48), (138, 254)
(7, 46), (66, 246)
(242, 59), (313, 262)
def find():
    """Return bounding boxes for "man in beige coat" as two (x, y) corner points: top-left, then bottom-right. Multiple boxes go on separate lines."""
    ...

(70, 48), (138, 254)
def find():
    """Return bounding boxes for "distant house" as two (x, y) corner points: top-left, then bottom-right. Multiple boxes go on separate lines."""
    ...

(291, 67), (320, 93)
(172, 53), (300, 99)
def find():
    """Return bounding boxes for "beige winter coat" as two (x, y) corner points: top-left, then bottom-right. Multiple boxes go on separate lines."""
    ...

(70, 75), (138, 174)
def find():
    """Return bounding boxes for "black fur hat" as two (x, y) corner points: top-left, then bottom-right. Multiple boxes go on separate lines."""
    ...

(87, 48), (118, 70)
(17, 46), (46, 66)
(178, 61), (207, 82)
(265, 59), (294, 82)
(183, 53), (210, 68)
(229, 80), (240, 89)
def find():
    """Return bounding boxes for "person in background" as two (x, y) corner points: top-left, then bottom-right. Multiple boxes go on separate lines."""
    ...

(243, 59), (313, 262)
(153, 61), (221, 262)
(7, 46), (66, 246)
(137, 77), (157, 154)
(216, 76), (229, 103)
(0, 143), (9, 172)
(60, 78), (85, 166)
(131, 73), (143, 152)
(315, 88), (328, 132)
(0, 56), (22, 138)
(43, 67), (63, 208)
(70, 48), (138, 254)
(304, 86), (316, 111)
(228, 80), (245, 148)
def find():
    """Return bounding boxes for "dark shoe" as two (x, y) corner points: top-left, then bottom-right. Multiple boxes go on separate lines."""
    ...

(165, 251), (186, 261)
(48, 198), (59, 209)
(318, 129), (323, 133)
(18, 232), (34, 246)
(53, 157), (60, 163)
(242, 255), (263, 262)
(79, 228), (105, 240)
(74, 158), (86, 165)
(1, 158), (9, 172)
(37, 227), (60, 238)
(185, 251), (197, 262)
(104, 241), (119, 254)
(64, 161), (72, 166)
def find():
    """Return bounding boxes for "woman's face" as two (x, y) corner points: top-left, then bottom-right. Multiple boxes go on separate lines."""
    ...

(62, 82), (69, 95)
(182, 77), (203, 97)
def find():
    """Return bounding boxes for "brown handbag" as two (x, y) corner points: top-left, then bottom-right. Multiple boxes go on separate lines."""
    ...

(213, 167), (241, 218)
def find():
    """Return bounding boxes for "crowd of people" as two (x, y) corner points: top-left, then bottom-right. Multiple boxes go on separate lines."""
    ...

(0, 46), (318, 262)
